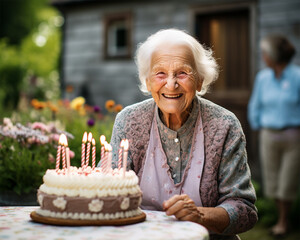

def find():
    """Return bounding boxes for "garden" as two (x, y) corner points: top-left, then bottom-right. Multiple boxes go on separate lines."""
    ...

(0, 0), (121, 205)
(0, 97), (120, 204)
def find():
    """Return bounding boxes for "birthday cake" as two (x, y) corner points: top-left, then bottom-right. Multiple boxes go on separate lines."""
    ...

(35, 167), (143, 221)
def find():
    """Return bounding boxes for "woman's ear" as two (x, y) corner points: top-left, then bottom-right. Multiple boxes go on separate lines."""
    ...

(196, 78), (203, 92)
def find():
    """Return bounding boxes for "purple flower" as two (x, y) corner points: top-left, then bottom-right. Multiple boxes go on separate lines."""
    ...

(87, 118), (95, 127)
(93, 106), (101, 113)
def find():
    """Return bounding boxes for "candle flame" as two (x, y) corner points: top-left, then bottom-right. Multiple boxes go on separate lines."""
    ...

(120, 139), (124, 148)
(60, 134), (68, 146)
(82, 132), (87, 143)
(107, 144), (112, 152)
(64, 135), (68, 147)
(88, 132), (93, 142)
(92, 138), (96, 145)
(58, 134), (64, 145)
(100, 135), (106, 145)
(123, 139), (129, 151)
(104, 141), (110, 151)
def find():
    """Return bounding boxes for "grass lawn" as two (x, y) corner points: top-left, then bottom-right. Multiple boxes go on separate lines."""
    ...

(239, 223), (300, 240)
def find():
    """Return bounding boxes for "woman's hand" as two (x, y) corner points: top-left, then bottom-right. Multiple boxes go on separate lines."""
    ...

(163, 194), (230, 233)
(162, 194), (202, 224)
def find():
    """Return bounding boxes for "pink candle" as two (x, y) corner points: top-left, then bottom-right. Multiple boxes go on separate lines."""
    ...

(65, 136), (70, 171)
(66, 147), (70, 170)
(61, 135), (67, 170)
(103, 141), (109, 173)
(99, 135), (106, 168)
(118, 140), (124, 170)
(92, 138), (96, 169)
(123, 139), (129, 177)
(85, 132), (93, 167)
(56, 134), (63, 171)
(81, 132), (87, 168)
(56, 145), (61, 171)
(107, 144), (112, 173)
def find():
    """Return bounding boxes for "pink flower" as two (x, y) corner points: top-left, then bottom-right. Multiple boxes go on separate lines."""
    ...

(3, 118), (13, 128)
(31, 122), (49, 132)
(50, 133), (60, 142)
(69, 150), (75, 159)
(48, 153), (55, 163)
(27, 137), (35, 145)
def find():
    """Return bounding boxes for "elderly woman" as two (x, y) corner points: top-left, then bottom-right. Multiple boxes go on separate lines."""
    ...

(110, 29), (257, 239)
(248, 34), (300, 237)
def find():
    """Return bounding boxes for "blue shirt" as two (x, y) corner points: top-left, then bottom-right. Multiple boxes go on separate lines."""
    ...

(248, 63), (300, 130)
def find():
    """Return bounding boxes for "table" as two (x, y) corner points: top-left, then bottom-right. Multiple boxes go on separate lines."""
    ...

(0, 207), (209, 240)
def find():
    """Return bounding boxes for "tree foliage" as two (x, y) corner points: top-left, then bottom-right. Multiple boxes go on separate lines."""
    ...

(0, 0), (47, 45)
(0, 0), (62, 114)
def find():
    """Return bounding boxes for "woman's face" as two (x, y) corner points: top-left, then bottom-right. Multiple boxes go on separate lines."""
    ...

(262, 52), (275, 68)
(146, 44), (202, 119)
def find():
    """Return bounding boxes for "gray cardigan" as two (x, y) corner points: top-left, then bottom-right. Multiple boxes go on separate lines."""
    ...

(109, 97), (258, 239)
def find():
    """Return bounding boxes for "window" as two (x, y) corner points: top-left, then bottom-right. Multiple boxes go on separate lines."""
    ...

(104, 13), (132, 59)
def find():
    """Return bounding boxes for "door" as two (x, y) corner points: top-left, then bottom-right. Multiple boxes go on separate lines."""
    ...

(195, 8), (257, 170)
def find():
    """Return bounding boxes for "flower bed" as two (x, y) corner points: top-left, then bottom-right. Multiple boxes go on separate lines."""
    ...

(0, 97), (122, 202)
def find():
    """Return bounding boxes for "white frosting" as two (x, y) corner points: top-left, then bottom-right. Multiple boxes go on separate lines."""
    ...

(88, 199), (104, 212)
(39, 167), (141, 198)
(38, 194), (44, 207)
(53, 197), (67, 210)
(120, 197), (130, 210)
(36, 208), (143, 220)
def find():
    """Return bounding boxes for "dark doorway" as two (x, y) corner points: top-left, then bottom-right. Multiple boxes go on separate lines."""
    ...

(195, 8), (258, 176)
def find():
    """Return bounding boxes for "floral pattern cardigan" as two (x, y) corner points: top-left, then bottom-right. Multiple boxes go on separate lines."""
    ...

(109, 97), (258, 239)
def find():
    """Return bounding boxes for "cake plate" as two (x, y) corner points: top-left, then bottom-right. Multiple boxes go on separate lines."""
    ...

(30, 211), (146, 226)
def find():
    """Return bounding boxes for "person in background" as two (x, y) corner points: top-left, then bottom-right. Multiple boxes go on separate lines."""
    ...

(248, 34), (300, 237)
(109, 29), (257, 240)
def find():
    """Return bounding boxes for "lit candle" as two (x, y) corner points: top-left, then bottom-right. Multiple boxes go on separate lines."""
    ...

(56, 134), (63, 171)
(92, 138), (96, 170)
(100, 135), (106, 162)
(61, 134), (67, 170)
(103, 141), (109, 173)
(118, 140), (124, 170)
(85, 132), (93, 168)
(107, 144), (112, 173)
(123, 139), (129, 177)
(65, 137), (70, 171)
(81, 132), (87, 168)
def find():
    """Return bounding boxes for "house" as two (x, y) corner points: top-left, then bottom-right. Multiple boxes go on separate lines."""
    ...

(52, 0), (300, 179)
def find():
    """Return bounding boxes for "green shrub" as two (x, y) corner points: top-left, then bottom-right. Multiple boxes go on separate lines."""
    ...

(0, 138), (56, 195)
(253, 180), (300, 229)
(0, 41), (26, 110)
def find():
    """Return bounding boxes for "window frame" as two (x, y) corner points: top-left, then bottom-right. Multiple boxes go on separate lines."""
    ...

(103, 12), (133, 60)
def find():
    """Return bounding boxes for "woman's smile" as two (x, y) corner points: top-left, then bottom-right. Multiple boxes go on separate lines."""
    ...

(162, 93), (183, 99)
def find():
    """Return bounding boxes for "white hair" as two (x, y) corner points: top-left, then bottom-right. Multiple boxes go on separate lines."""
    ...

(260, 34), (296, 64)
(135, 28), (219, 96)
